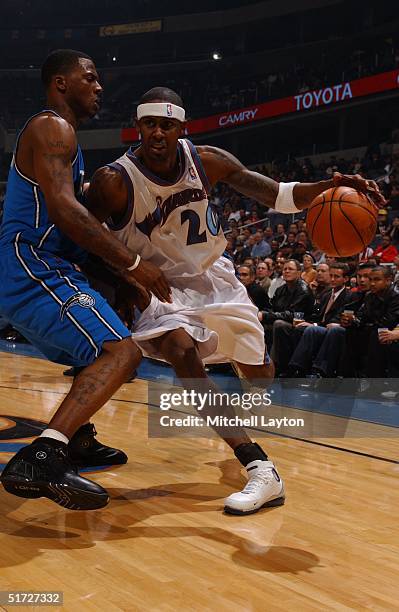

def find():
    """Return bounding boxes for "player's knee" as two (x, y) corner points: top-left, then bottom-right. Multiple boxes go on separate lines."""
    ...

(173, 345), (199, 368)
(163, 339), (199, 369)
(103, 337), (141, 365)
(159, 330), (197, 364)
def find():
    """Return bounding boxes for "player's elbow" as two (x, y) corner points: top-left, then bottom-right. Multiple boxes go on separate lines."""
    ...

(47, 195), (84, 235)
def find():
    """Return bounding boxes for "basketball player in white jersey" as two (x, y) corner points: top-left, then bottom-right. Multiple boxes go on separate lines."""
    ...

(87, 87), (383, 515)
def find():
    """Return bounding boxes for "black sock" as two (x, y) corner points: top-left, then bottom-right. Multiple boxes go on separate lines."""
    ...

(234, 442), (268, 467)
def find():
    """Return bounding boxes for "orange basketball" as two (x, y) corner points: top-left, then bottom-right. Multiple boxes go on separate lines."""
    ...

(306, 186), (378, 257)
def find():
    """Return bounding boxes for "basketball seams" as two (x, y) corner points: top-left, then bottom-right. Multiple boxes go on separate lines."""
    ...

(308, 194), (325, 243)
(338, 201), (366, 250)
(307, 186), (378, 257)
(329, 196), (340, 257)
(327, 199), (378, 221)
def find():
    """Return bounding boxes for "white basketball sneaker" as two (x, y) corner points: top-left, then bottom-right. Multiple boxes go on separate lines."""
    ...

(224, 460), (285, 515)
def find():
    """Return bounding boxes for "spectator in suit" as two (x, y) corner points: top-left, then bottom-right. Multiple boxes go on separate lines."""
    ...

(340, 263), (375, 317)
(263, 257), (275, 275)
(238, 265), (269, 311)
(288, 263), (352, 377)
(255, 260), (272, 295)
(313, 263), (331, 303)
(268, 253), (286, 298)
(258, 259), (314, 355)
(276, 264), (351, 376)
(340, 266), (399, 377)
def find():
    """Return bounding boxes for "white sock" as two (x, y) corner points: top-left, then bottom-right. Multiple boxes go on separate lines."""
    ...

(40, 428), (69, 445)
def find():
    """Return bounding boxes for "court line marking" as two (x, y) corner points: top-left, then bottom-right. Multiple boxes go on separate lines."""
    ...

(1, 373), (397, 430)
(0, 383), (397, 465)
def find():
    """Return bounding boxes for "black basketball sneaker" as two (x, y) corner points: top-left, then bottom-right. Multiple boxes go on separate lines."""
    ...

(68, 423), (128, 468)
(0, 438), (109, 510)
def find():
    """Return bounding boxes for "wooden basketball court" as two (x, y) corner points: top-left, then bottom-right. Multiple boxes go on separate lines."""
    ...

(0, 351), (397, 610)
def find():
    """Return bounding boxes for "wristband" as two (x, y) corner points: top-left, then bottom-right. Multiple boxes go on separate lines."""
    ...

(127, 254), (141, 271)
(275, 182), (301, 213)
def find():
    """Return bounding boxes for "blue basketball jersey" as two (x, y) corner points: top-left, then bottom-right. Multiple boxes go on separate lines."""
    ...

(0, 110), (87, 264)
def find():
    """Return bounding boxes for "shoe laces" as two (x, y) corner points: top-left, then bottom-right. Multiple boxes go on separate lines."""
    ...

(241, 468), (273, 495)
(53, 445), (78, 471)
(85, 423), (97, 438)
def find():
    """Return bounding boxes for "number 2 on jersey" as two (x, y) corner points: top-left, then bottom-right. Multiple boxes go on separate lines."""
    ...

(181, 204), (221, 246)
(181, 209), (207, 245)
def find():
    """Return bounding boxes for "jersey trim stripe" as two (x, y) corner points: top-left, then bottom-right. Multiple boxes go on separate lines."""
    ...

(13, 235), (100, 358)
(185, 140), (212, 196)
(30, 246), (124, 342)
(105, 162), (135, 231)
(52, 265), (124, 341)
(13, 160), (39, 186)
(33, 185), (41, 228)
(13, 109), (61, 186)
(37, 224), (55, 249)
(12, 109), (79, 187)
(126, 141), (186, 187)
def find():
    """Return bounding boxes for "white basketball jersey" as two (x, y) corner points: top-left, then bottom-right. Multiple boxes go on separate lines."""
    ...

(108, 139), (227, 279)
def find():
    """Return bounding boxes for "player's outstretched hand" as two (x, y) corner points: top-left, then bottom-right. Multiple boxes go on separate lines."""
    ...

(128, 259), (172, 303)
(332, 172), (386, 207)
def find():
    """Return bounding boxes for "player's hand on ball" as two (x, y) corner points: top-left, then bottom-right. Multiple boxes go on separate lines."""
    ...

(332, 172), (386, 207)
(128, 259), (172, 303)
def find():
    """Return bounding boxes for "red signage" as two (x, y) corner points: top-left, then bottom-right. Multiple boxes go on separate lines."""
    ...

(121, 69), (399, 143)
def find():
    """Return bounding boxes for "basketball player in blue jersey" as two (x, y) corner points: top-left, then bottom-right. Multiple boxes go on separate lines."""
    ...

(87, 87), (384, 515)
(0, 51), (171, 510)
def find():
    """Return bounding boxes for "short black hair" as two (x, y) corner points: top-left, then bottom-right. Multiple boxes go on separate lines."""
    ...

(139, 87), (183, 107)
(239, 265), (256, 277)
(358, 263), (376, 271)
(329, 262), (350, 275)
(372, 266), (394, 279)
(41, 49), (92, 88)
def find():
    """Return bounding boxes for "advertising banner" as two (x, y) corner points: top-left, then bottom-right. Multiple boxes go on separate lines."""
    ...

(121, 69), (399, 142)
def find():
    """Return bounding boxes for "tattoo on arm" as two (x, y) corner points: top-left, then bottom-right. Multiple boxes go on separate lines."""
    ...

(48, 140), (69, 149)
(199, 146), (279, 208)
(227, 169), (279, 208)
(43, 139), (73, 187)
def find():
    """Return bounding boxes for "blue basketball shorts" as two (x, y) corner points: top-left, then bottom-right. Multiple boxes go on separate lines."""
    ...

(0, 238), (131, 367)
